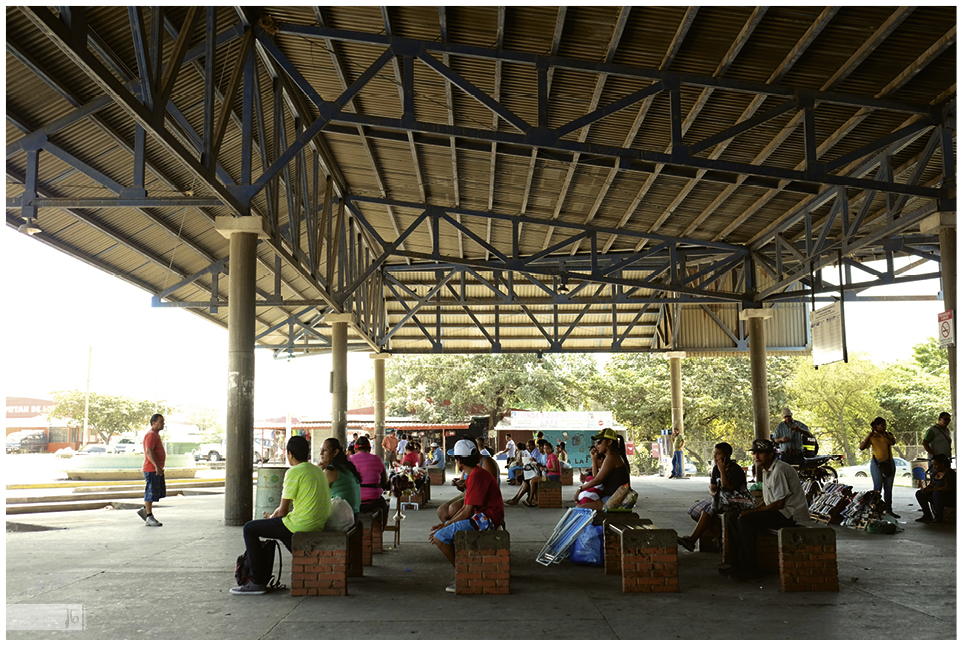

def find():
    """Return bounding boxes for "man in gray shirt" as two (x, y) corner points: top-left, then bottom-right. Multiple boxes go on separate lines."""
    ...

(773, 407), (809, 466)
(722, 438), (809, 582)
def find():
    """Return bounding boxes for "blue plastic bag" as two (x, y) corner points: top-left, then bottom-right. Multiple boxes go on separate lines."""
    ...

(570, 524), (603, 565)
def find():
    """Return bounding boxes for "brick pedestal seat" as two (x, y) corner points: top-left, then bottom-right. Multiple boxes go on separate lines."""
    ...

(777, 526), (838, 592)
(428, 466), (446, 485)
(560, 466), (574, 486)
(537, 480), (562, 508)
(453, 529), (511, 595)
(612, 525), (680, 593)
(290, 522), (362, 596)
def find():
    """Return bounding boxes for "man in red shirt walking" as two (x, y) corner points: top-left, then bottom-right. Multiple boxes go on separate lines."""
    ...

(138, 414), (166, 527)
(429, 438), (505, 593)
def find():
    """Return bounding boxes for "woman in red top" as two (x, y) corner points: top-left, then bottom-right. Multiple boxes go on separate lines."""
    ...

(402, 442), (421, 468)
(528, 440), (560, 506)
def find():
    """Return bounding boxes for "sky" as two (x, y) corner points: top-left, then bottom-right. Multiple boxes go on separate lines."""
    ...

(1, 222), (952, 424)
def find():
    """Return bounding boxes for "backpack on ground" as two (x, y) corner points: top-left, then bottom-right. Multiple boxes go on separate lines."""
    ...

(235, 540), (285, 590)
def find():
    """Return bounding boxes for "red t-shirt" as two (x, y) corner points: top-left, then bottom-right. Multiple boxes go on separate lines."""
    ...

(464, 464), (504, 528)
(142, 430), (166, 473)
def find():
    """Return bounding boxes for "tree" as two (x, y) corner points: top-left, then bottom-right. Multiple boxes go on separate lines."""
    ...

(876, 359), (950, 452)
(790, 354), (883, 465)
(912, 337), (949, 377)
(48, 390), (166, 445)
(182, 405), (224, 436)
(385, 353), (599, 427)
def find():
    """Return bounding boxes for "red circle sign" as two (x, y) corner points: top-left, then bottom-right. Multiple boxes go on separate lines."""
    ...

(941, 322), (951, 337)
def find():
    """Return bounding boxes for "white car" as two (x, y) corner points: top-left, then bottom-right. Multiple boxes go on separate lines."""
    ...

(837, 457), (913, 479)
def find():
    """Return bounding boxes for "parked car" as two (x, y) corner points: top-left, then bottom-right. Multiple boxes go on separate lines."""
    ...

(684, 459), (698, 476)
(194, 439), (273, 463)
(837, 457), (913, 479)
(75, 444), (116, 455)
(111, 438), (140, 454)
(5, 430), (49, 454)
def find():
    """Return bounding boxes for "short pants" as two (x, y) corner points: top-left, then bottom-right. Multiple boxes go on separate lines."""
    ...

(432, 518), (474, 545)
(144, 471), (166, 502)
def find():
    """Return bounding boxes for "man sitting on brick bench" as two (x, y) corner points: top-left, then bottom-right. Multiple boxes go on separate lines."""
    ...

(722, 438), (808, 583)
(232, 436), (331, 595)
(429, 438), (505, 593)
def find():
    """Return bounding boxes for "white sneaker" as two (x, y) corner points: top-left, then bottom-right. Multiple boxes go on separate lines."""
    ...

(445, 584), (456, 593)
(145, 515), (163, 527)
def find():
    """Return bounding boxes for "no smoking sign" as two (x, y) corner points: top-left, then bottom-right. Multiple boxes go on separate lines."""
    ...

(938, 310), (955, 348)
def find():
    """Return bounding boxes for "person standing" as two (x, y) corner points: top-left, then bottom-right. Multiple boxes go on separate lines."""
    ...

(138, 414), (166, 527)
(860, 417), (899, 518)
(723, 439), (809, 582)
(669, 428), (685, 478)
(496, 433), (517, 469)
(231, 436), (331, 595)
(772, 407), (809, 466)
(922, 412), (953, 465)
(382, 430), (399, 466)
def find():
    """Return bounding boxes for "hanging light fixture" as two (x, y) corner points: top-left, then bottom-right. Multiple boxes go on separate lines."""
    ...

(18, 217), (41, 235)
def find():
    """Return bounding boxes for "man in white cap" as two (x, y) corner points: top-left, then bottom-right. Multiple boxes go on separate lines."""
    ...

(426, 441), (445, 467)
(429, 438), (505, 593)
(772, 407), (809, 466)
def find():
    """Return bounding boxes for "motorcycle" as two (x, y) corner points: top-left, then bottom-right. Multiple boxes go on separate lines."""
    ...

(789, 453), (842, 491)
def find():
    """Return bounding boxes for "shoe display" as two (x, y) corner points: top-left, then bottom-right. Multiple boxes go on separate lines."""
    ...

(230, 583), (266, 595)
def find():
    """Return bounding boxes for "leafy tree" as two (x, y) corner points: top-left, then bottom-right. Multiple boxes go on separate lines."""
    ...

(790, 354), (884, 465)
(182, 405), (224, 436)
(876, 360), (950, 453)
(385, 353), (599, 427)
(912, 337), (949, 377)
(48, 390), (166, 445)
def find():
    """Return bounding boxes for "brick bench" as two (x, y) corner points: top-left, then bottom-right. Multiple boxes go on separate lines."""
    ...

(560, 466), (574, 486)
(358, 512), (384, 564)
(594, 511), (646, 575)
(537, 480), (562, 508)
(427, 466), (446, 485)
(453, 529), (511, 594)
(290, 521), (363, 596)
(605, 521), (679, 593)
(720, 513), (838, 592)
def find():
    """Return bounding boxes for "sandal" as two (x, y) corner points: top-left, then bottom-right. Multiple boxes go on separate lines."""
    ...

(678, 536), (696, 552)
(524, 501), (537, 508)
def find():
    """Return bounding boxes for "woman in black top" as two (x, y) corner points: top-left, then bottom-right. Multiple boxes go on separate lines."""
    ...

(575, 428), (631, 511)
(678, 442), (752, 551)
(916, 453), (956, 523)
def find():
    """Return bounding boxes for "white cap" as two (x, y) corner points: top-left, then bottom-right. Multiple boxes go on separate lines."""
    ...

(782, 407), (792, 417)
(447, 439), (477, 457)
(430, 442), (439, 448)
(480, 449), (491, 456)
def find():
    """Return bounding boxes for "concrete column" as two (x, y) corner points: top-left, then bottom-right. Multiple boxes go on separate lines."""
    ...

(324, 313), (353, 447)
(370, 353), (391, 459)
(664, 351), (686, 435)
(922, 212), (957, 451)
(740, 308), (774, 442)
(215, 216), (269, 526)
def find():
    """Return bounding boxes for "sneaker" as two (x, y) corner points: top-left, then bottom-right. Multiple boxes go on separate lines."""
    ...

(145, 515), (163, 527)
(915, 515), (933, 523)
(230, 582), (266, 595)
(445, 584), (456, 593)
(678, 536), (696, 552)
(136, 507), (147, 521)
(717, 565), (737, 576)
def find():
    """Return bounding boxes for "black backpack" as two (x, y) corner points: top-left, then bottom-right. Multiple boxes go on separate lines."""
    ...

(235, 540), (285, 590)
(801, 429), (819, 458)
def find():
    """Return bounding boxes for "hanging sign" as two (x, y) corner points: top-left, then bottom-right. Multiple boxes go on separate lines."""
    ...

(938, 310), (955, 348)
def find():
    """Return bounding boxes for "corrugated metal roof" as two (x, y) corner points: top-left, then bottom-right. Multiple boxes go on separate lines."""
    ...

(6, 6), (953, 356)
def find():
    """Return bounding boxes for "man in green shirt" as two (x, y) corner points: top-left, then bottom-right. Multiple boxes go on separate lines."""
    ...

(922, 412), (953, 464)
(232, 436), (330, 595)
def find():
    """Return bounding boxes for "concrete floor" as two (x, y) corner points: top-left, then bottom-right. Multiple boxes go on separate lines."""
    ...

(5, 475), (957, 640)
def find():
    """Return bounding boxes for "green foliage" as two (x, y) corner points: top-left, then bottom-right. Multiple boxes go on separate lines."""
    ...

(182, 405), (224, 436)
(385, 353), (599, 426)
(790, 354), (883, 465)
(48, 390), (167, 445)
(912, 337), (949, 377)
(875, 361), (950, 448)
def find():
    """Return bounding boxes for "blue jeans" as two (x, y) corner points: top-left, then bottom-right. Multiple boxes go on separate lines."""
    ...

(870, 457), (895, 512)
(671, 451), (684, 477)
(242, 517), (292, 586)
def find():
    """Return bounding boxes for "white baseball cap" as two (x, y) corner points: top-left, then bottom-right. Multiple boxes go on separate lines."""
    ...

(447, 439), (476, 457)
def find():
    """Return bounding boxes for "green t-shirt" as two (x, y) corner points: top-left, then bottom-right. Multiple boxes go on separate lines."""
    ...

(329, 468), (362, 513)
(281, 462), (331, 533)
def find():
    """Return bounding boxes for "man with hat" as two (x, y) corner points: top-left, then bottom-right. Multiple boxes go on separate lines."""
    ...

(426, 441), (445, 467)
(723, 438), (809, 582)
(429, 438), (505, 593)
(772, 407), (809, 466)
(922, 412), (953, 465)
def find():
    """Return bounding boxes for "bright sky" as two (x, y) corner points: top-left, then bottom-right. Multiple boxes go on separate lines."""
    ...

(1, 223), (950, 422)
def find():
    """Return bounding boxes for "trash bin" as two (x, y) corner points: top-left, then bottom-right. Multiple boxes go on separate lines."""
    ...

(255, 466), (287, 519)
